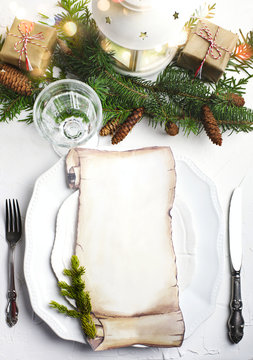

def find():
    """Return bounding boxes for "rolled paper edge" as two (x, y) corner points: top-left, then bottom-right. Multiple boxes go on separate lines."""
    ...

(88, 311), (185, 351)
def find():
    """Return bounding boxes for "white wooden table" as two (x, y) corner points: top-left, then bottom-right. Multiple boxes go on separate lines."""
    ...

(0, 0), (253, 358)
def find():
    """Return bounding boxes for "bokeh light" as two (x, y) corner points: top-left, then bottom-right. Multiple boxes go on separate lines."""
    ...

(63, 21), (78, 37)
(97, 0), (111, 12)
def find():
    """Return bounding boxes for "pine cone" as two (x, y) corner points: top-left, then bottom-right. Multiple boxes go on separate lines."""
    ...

(0, 63), (32, 96)
(201, 105), (222, 146)
(99, 117), (120, 136)
(112, 107), (144, 144)
(57, 38), (73, 56)
(228, 93), (245, 107)
(165, 121), (179, 136)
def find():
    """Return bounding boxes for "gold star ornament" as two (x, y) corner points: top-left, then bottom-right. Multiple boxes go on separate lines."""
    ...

(173, 11), (179, 20)
(105, 16), (111, 24)
(139, 31), (147, 40)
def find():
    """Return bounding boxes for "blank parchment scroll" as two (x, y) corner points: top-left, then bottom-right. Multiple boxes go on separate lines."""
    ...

(65, 147), (185, 351)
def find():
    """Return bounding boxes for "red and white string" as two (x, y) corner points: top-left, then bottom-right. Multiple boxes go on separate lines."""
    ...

(194, 21), (232, 79)
(8, 21), (47, 71)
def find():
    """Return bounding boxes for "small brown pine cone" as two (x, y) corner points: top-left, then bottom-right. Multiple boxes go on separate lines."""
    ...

(201, 105), (222, 146)
(112, 107), (144, 145)
(228, 93), (245, 107)
(99, 117), (120, 136)
(165, 121), (179, 136)
(0, 63), (32, 96)
(57, 38), (73, 56)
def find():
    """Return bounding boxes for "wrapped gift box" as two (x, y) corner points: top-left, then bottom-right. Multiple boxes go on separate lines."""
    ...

(177, 20), (238, 82)
(0, 18), (57, 77)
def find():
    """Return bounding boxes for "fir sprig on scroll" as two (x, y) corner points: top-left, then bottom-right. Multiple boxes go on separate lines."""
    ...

(50, 255), (96, 339)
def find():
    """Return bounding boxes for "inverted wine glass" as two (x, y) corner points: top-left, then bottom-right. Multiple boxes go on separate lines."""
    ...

(33, 79), (102, 156)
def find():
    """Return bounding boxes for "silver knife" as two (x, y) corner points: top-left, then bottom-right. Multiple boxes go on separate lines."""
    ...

(228, 187), (244, 343)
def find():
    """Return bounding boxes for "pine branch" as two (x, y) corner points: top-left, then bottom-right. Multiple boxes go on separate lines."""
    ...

(103, 70), (148, 107)
(178, 116), (202, 136)
(50, 255), (96, 339)
(54, 29), (114, 79)
(213, 73), (250, 96)
(50, 301), (80, 318)
(57, 0), (92, 23)
(87, 75), (111, 102)
(0, 85), (36, 123)
(212, 103), (253, 132)
(156, 65), (212, 101)
(43, 63), (67, 82)
(58, 0), (90, 14)
(80, 313), (96, 337)
(102, 106), (133, 125)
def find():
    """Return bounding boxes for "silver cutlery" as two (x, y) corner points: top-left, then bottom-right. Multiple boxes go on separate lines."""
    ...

(228, 187), (244, 343)
(5, 199), (22, 327)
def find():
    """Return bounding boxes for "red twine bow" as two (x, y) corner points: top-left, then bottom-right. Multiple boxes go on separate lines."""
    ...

(9, 22), (47, 71)
(194, 21), (232, 79)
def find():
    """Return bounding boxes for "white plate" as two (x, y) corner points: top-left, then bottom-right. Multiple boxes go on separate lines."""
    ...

(24, 155), (224, 344)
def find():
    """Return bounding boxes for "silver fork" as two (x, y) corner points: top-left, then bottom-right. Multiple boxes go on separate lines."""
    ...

(5, 199), (22, 327)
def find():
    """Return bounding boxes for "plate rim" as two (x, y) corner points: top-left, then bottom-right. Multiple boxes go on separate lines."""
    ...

(24, 152), (224, 343)
(175, 155), (224, 336)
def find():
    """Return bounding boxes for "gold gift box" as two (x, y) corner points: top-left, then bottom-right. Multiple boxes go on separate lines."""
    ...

(0, 18), (57, 77)
(177, 20), (238, 82)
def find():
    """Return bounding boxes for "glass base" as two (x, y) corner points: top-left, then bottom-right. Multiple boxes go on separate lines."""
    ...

(52, 143), (71, 157)
(62, 118), (85, 140)
(52, 134), (100, 157)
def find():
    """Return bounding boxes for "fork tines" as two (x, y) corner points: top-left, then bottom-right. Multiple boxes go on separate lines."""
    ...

(5, 199), (22, 235)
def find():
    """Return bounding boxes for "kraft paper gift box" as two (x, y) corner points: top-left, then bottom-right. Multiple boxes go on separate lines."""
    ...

(177, 20), (238, 82)
(0, 18), (57, 77)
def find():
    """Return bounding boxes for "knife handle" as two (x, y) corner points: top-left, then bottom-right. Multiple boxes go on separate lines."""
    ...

(228, 270), (244, 343)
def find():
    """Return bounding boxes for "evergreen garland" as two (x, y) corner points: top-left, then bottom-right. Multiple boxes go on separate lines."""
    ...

(50, 0), (253, 140)
(0, 0), (253, 143)
(50, 255), (96, 339)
